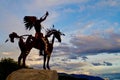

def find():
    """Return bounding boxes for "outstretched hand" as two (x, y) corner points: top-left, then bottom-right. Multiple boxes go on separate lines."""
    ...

(46, 11), (49, 16)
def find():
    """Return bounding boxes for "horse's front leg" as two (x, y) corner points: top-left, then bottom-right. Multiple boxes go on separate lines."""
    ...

(43, 54), (47, 69)
(23, 54), (27, 68)
(23, 50), (30, 68)
(47, 55), (51, 70)
(18, 53), (22, 66)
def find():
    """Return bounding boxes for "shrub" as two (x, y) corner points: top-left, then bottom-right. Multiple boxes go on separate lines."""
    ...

(0, 58), (20, 80)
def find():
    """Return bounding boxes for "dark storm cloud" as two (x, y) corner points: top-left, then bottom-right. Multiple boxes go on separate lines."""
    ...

(81, 56), (88, 61)
(68, 54), (78, 59)
(92, 61), (112, 66)
(103, 61), (112, 66)
(54, 32), (120, 56)
(92, 62), (103, 66)
(70, 33), (120, 54)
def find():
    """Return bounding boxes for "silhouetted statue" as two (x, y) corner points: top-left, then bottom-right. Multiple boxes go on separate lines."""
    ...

(24, 11), (49, 55)
(8, 27), (65, 69)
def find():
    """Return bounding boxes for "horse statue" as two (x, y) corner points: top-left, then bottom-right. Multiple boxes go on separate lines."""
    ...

(7, 28), (65, 69)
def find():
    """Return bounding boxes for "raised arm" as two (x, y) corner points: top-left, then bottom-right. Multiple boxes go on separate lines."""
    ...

(40, 11), (49, 22)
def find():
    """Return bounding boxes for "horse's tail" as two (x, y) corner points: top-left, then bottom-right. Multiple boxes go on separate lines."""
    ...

(9, 32), (20, 43)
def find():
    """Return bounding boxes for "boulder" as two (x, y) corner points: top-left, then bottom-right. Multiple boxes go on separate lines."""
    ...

(6, 69), (58, 80)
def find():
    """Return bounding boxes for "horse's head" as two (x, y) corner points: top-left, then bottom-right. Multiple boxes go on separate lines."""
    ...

(53, 29), (65, 42)
(46, 28), (65, 42)
(9, 32), (19, 43)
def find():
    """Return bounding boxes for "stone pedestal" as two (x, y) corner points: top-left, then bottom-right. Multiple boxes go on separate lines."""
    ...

(6, 69), (58, 80)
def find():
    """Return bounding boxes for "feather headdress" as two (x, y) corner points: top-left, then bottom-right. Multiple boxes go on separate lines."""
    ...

(24, 16), (37, 30)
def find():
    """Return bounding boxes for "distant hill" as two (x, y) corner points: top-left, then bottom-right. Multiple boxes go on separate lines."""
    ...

(99, 73), (120, 80)
(58, 73), (104, 80)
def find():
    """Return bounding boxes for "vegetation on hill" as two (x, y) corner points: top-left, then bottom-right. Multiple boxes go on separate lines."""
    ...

(0, 58), (24, 80)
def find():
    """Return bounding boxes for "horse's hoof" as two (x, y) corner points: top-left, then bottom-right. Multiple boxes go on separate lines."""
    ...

(43, 67), (46, 70)
(48, 68), (51, 70)
(39, 53), (44, 56)
(47, 66), (50, 70)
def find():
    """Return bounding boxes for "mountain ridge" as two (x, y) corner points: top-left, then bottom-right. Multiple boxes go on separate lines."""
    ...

(58, 73), (104, 80)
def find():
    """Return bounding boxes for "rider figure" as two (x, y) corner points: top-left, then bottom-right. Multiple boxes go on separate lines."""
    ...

(34, 11), (49, 55)
(34, 11), (49, 38)
(24, 11), (49, 55)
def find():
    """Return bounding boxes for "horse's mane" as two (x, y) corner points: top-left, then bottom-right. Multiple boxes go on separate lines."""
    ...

(45, 26), (65, 37)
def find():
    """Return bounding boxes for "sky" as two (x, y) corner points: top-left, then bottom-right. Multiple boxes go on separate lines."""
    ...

(0, 0), (120, 75)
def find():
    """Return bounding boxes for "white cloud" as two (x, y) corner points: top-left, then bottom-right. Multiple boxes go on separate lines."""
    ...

(0, 13), (28, 35)
(2, 52), (14, 55)
(77, 0), (120, 13)
(77, 22), (94, 33)
(97, 0), (120, 7)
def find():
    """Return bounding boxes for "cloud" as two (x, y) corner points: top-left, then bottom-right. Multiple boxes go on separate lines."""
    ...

(103, 61), (112, 66)
(50, 61), (90, 73)
(0, 11), (29, 37)
(76, 22), (94, 33)
(53, 43), (71, 54)
(68, 54), (78, 59)
(1, 52), (14, 55)
(96, 0), (120, 7)
(92, 62), (103, 66)
(72, 33), (120, 54)
(92, 61), (112, 66)
(78, 0), (120, 12)
(81, 56), (88, 61)
(27, 58), (90, 73)
(17, 0), (120, 15)
(54, 30), (120, 56)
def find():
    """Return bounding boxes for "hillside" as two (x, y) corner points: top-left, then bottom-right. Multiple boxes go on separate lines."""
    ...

(58, 73), (104, 80)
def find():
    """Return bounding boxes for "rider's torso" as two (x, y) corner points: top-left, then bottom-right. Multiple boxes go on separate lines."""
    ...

(34, 20), (42, 32)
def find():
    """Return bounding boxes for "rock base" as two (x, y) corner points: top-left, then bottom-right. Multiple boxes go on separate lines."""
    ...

(6, 69), (58, 80)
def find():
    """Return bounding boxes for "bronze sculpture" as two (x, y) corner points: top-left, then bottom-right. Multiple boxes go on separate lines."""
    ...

(6, 12), (64, 70)
(8, 27), (64, 69)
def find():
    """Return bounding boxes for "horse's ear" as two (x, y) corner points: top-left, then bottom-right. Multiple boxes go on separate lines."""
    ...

(63, 33), (65, 36)
(58, 30), (65, 36)
(53, 25), (54, 28)
(60, 31), (65, 36)
(61, 32), (65, 36)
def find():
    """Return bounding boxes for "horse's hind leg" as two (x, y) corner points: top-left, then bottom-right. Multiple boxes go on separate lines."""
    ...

(18, 54), (22, 66)
(47, 56), (51, 70)
(43, 54), (47, 70)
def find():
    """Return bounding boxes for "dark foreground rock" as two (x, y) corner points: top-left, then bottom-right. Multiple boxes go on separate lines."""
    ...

(6, 69), (58, 80)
